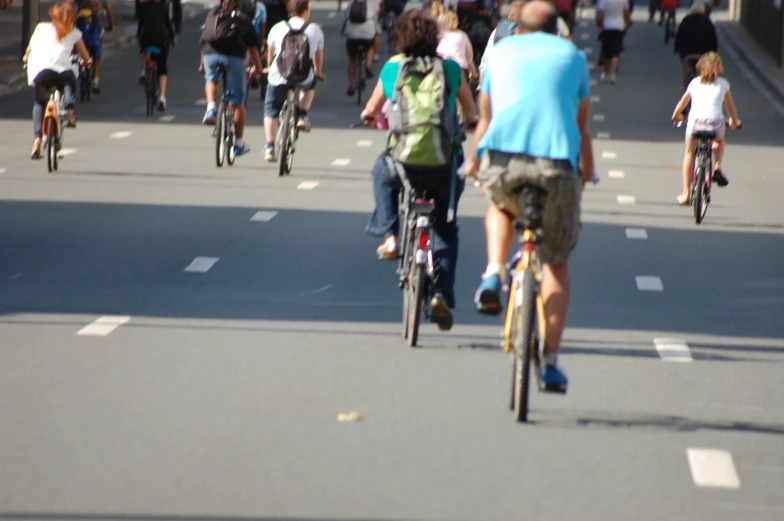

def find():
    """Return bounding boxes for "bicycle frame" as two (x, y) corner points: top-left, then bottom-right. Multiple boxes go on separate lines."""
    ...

(502, 227), (545, 356)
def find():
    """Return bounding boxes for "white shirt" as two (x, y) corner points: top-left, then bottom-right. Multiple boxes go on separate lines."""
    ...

(26, 23), (82, 86)
(344, 0), (381, 40)
(687, 76), (730, 121)
(596, 0), (628, 31)
(267, 17), (324, 86)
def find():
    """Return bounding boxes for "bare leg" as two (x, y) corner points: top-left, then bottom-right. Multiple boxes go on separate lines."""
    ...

(484, 204), (514, 267)
(712, 139), (725, 171)
(299, 88), (315, 111)
(541, 261), (571, 354)
(94, 60), (102, 80)
(610, 56), (620, 76)
(264, 116), (278, 143)
(205, 80), (218, 103)
(233, 105), (246, 139)
(159, 74), (168, 98)
(682, 138), (696, 197)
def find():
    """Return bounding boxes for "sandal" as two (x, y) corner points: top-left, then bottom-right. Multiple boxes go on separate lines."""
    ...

(30, 138), (42, 159)
(676, 194), (690, 206)
(375, 236), (398, 260)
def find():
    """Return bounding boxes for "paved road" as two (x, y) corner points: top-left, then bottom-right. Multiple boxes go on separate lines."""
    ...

(1, 4), (783, 521)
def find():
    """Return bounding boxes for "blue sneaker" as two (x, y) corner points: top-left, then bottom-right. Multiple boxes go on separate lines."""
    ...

(540, 364), (568, 394)
(474, 274), (502, 315)
(233, 143), (250, 156)
(202, 107), (217, 125)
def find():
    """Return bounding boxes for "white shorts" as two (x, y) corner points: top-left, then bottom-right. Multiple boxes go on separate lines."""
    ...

(686, 118), (725, 141)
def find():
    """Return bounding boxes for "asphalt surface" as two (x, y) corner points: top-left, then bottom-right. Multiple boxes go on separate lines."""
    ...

(1, 4), (784, 521)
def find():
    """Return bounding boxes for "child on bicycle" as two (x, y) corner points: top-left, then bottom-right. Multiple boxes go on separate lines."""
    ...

(671, 51), (741, 206)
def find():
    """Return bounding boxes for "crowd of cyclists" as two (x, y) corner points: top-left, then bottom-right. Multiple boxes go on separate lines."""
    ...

(19, 0), (739, 391)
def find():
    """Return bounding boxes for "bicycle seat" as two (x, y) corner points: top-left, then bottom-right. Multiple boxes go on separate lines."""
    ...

(410, 197), (435, 214)
(143, 46), (163, 55)
(692, 130), (716, 140)
(214, 64), (230, 72)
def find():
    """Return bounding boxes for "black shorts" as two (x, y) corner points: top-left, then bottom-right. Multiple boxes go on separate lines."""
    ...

(139, 42), (170, 76)
(346, 38), (374, 60)
(601, 29), (624, 59)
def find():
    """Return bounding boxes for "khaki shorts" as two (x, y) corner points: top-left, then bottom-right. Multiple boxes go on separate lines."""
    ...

(477, 151), (582, 264)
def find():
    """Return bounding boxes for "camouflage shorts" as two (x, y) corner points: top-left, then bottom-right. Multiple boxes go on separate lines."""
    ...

(477, 151), (582, 264)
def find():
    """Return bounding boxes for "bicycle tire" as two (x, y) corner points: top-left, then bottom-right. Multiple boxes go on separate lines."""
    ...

(145, 72), (156, 117)
(278, 104), (290, 177)
(512, 268), (535, 423)
(693, 165), (707, 224)
(86, 66), (92, 102)
(215, 101), (226, 167)
(407, 257), (425, 348)
(285, 112), (297, 175)
(46, 119), (56, 173)
(226, 114), (236, 166)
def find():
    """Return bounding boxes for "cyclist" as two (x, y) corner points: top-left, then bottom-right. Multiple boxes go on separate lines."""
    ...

(344, 0), (382, 97)
(674, 3), (717, 92)
(263, 0), (325, 161)
(361, 9), (477, 331)
(433, 2), (477, 82)
(74, 0), (115, 93)
(467, 0), (594, 392)
(595, 0), (630, 84)
(136, 0), (176, 111)
(24, 3), (92, 158)
(671, 52), (741, 205)
(660, 0), (677, 29)
(262, 0), (288, 35)
(199, 0), (263, 156)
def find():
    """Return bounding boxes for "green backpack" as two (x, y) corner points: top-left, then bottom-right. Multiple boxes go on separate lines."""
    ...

(386, 56), (456, 169)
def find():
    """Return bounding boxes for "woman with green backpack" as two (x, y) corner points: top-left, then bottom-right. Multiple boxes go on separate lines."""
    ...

(360, 9), (478, 331)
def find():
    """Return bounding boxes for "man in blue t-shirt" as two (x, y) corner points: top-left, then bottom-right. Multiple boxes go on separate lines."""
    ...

(466, 0), (595, 393)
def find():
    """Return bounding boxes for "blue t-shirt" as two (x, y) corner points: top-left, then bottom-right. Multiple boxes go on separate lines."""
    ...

(477, 32), (590, 168)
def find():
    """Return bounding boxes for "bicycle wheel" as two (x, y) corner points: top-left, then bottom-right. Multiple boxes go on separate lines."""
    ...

(693, 165), (707, 224)
(277, 104), (290, 177)
(215, 101), (226, 167)
(285, 111), (296, 175)
(226, 118), (236, 166)
(145, 72), (156, 117)
(46, 118), (56, 173)
(512, 268), (536, 423)
(407, 255), (425, 348)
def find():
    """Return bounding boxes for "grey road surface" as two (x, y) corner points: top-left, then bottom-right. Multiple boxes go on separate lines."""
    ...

(1, 4), (783, 521)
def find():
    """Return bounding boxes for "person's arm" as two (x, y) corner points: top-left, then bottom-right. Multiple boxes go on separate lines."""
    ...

(313, 48), (325, 80)
(136, 4), (143, 38)
(671, 90), (691, 123)
(165, 5), (176, 42)
(576, 96), (594, 185)
(724, 89), (741, 128)
(248, 45), (263, 73)
(74, 39), (92, 63)
(463, 33), (476, 81)
(456, 73), (477, 125)
(623, 7), (631, 30)
(709, 22), (718, 52)
(360, 80), (387, 122)
(104, 2), (116, 29)
(596, 1), (604, 28)
(466, 90), (490, 176)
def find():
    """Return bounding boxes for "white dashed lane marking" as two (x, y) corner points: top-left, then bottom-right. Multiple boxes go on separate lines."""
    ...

(593, 114), (605, 122)
(653, 338), (693, 362)
(331, 158), (351, 166)
(608, 169), (625, 178)
(110, 131), (132, 139)
(77, 316), (131, 336)
(297, 181), (319, 190)
(159, 115), (175, 122)
(184, 257), (219, 273)
(591, 95), (600, 102)
(687, 449), (741, 489)
(59, 148), (77, 156)
(602, 151), (617, 159)
(590, 79), (597, 86)
(195, 98), (207, 105)
(0, 168), (6, 174)
(625, 228), (648, 239)
(617, 195), (636, 205)
(250, 210), (278, 222)
(580, 33), (589, 40)
(328, 12), (336, 17)
(636, 276), (664, 292)
(597, 132), (610, 139)
(357, 140), (373, 147)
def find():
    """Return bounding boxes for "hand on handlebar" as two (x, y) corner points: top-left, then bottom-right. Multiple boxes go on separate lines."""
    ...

(672, 114), (685, 126)
(728, 117), (742, 130)
(315, 71), (326, 81)
(464, 119), (478, 132)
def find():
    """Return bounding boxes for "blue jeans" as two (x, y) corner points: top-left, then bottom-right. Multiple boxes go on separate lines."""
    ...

(203, 53), (247, 106)
(366, 153), (464, 309)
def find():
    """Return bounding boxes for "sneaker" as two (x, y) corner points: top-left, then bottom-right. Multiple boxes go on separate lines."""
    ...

(263, 145), (276, 162)
(474, 274), (502, 315)
(372, 54), (380, 63)
(138, 72), (145, 85)
(365, 67), (375, 79)
(430, 293), (454, 331)
(540, 364), (568, 393)
(375, 236), (397, 260)
(91, 78), (100, 93)
(202, 107), (217, 125)
(609, 75), (616, 84)
(157, 97), (167, 112)
(296, 114), (312, 132)
(233, 143), (250, 156)
(346, 87), (356, 97)
(599, 72), (607, 82)
(712, 169), (729, 187)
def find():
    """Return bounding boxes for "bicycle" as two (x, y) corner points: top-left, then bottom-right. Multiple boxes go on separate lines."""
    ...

(275, 84), (304, 177)
(74, 51), (93, 102)
(142, 46), (162, 116)
(41, 82), (69, 173)
(382, 11), (397, 54)
(354, 43), (368, 107)
(213, 64), (237, 168)
(663, 9), (676, 44)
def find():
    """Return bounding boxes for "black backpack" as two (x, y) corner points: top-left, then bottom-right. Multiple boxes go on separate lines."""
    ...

(202, 8), (241, 47)
(276, 21), (312, 84)
(348, 0), (367, 23)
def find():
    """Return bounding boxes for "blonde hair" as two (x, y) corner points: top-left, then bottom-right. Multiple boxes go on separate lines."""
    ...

(49, 3), (75, 41)
(697, 51), (723, 84)
(508, 0), (526, 21)
(437, 9), (459, 31)
(431, 0), (445, 18)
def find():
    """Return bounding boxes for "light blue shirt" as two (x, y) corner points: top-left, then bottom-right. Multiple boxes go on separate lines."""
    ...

(477, 32), (590, 168)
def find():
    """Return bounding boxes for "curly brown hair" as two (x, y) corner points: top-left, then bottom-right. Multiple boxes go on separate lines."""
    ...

(393, 10), (440, 58)
(696, 51), (723, 84)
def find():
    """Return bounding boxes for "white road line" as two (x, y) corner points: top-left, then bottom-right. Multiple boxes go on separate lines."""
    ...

(300, 284), (333, 297)
(687, 449), (741, 489)
(331, 158), (351, 166)
(110, 131), (132, 139)
(591, 95), (600, 102)
(625, 228), (648, 239)
(159, 115), (175, 122)
(608, 169), (625, 178)
(653, 338), (693, 362)
(77, 316), (131, 336)
(297, 181), (319, 190)
(194, 98), (207, 105)
(250, 210), (278, 222)
(617, 195), (636, 205)
(584, 48), (593, 55)
(184, 257), (219, 273)
(0, 168), (6, 174)
(602, 151), (617, 159)
(328, 12), (336, 17)
(580, 33), (589, 40)
(59, 148), (77, 156)
(590, 79), (597, 86)
(597, 132), (610, 139)
(357, 140), (373, 147)
(593, 114), (605, 122)
(635, 276), (663, 292)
